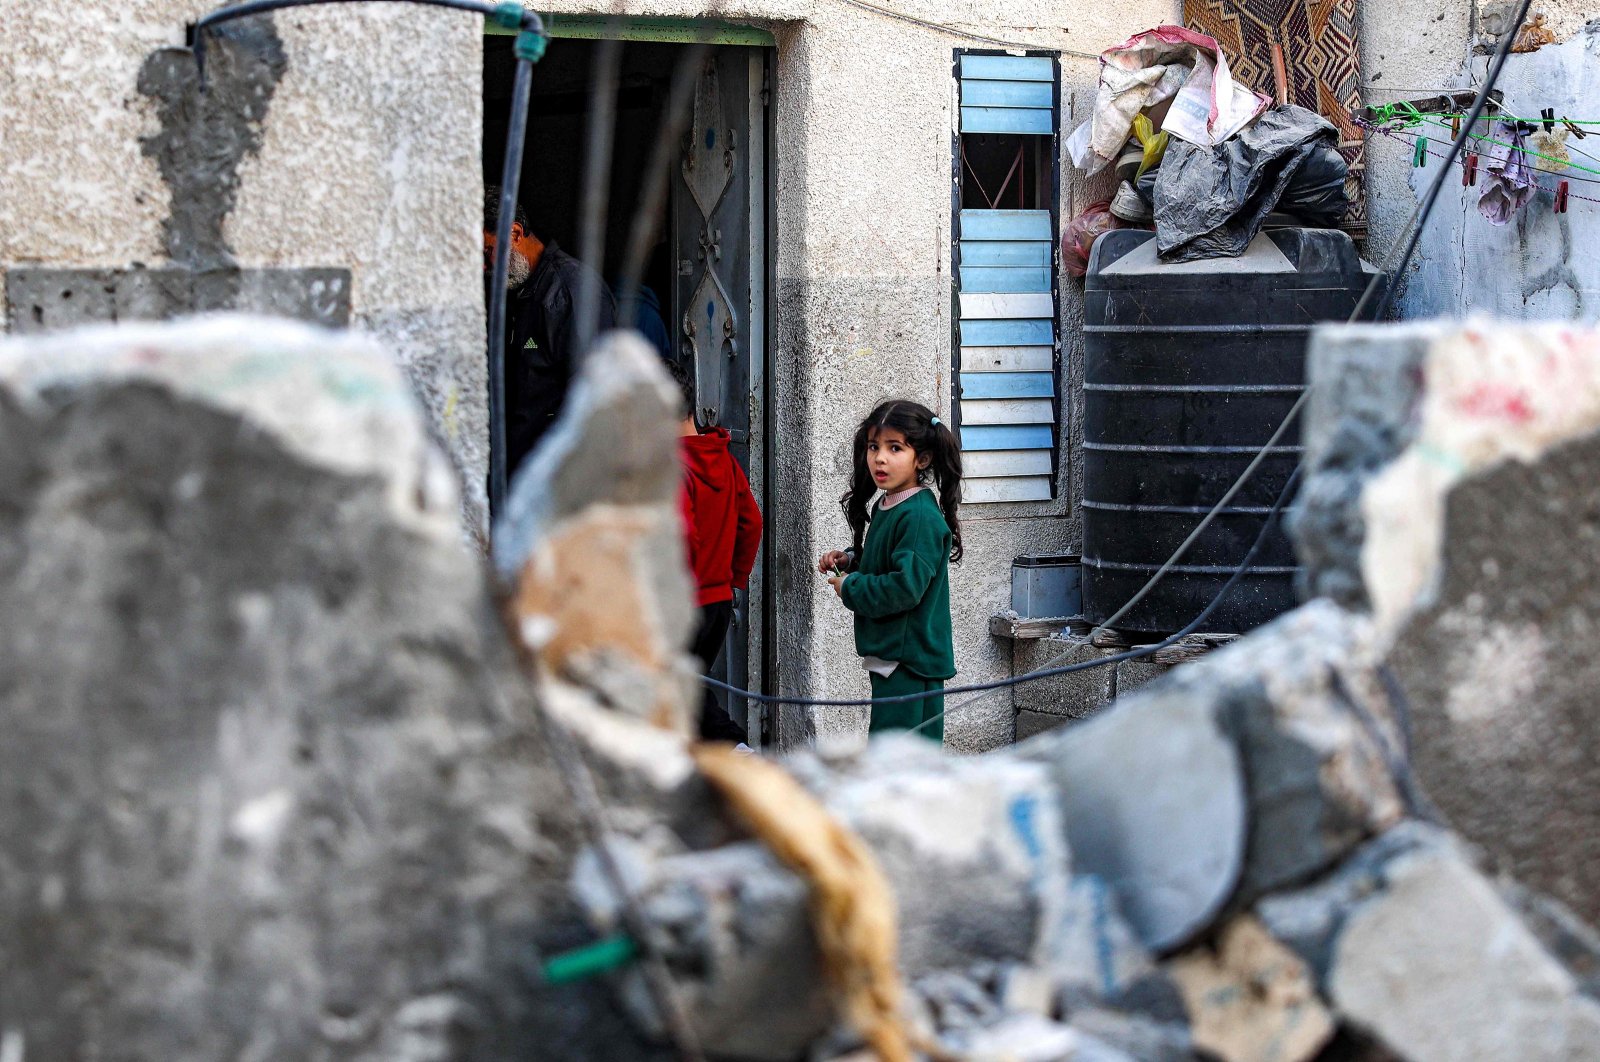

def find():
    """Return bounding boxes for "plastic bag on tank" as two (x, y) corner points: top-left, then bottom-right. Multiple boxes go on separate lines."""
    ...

(1153, 104), (1349, 262)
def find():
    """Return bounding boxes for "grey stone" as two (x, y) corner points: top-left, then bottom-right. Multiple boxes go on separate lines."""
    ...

(0, 318), (650, 1059)
(574, 838), (830, 1060)
(1187, 602), (1406, 898)
(1323, 827), (1600, 1061)
(1386, 427), (1600, 925)
(1014, 635), (1118, 718)
(1498, 879), (1600, 1003)
(1044, 874), (1170, 1017)
(825, 735), (1072, 972)
(1259, 823), (1600, 1061)
(1018, 681), (1247, 952)
(1065, 1008), (1194, 1062)
(1292, 321), (1430, 607)
(940, 1014), (1137, 1062)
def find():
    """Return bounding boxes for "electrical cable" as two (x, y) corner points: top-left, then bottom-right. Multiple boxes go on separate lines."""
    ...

(828, 0), (1101, 60)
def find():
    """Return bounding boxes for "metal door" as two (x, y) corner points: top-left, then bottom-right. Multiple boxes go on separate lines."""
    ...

(673, 46), (768, 742)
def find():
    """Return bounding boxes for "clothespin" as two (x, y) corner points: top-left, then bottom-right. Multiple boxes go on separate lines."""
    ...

(1562, 117), (1587, 140)
(1555, 180), (1570, 214)
(1413, 137), (1428, 168)
(1451, 115), (1462, 139)
(1463, 152), (1479, 187)
(1542, 108), (1556, 132)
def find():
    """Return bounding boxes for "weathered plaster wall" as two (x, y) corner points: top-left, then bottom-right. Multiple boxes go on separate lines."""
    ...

(1362, 4), (1600, 322)
(1, 0), (1178, 752)
(0, 1), (487, 528)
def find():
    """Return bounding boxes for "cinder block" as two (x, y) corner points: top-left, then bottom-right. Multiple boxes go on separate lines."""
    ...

(1015, 708), (1073, 741)
(1113, 658), (1170, 699)
(1014, 635), (1118, 718)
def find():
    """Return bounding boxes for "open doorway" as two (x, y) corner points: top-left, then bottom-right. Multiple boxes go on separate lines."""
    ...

(483, 29), (775, 742)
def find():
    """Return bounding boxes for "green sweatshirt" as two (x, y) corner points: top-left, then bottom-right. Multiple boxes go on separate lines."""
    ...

(839, 490), (956, 680)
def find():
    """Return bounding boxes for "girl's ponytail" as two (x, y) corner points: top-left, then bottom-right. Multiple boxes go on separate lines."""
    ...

(928, 416), (964, 563)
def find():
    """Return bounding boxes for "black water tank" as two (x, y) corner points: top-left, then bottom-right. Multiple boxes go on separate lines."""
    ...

(1081, 228), (1377, 634)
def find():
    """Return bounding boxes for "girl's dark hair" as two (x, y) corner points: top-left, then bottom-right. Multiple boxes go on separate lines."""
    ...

(841, 400), (964, 563)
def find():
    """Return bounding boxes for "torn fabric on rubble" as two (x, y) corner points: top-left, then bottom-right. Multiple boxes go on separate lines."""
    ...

(1070, 24), (1271, 174)
(1153, 104), (1346, 262)
(1478, 122), (1537, 226)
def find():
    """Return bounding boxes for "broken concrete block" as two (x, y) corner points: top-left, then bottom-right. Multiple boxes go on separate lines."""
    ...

(1294, 321), (1430, 607)
(1359, 323), (1600, 639)
(573, 837), (832, 1060)
(1167, 916), (1334, 1062)
(0, 317), (615, 1057)
(1183, 602), (1405, 898)
(1302, 321), (1600, 923)
(1018, 679), (1247, 952)
(938, 1014), (1137, 1062)
(824, 735), (1072, 972)
(1013, 634), (1118, 718)
(1044, 875), (1166, 1016)
(496, 329), (697, 734)
(1258, 823), (1600, 1062)
(1065, 1008), (1193, 1062)
(1019, 601), (1404, 951)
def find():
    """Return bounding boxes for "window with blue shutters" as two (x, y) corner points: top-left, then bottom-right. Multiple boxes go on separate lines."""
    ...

(953, 52), (1059, 504)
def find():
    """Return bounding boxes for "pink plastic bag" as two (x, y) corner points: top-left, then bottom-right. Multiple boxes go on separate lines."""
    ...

(1063, 201), (1121, 278)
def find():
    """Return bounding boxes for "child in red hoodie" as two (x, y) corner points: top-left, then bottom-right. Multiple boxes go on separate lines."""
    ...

(668, 359), (763, 742)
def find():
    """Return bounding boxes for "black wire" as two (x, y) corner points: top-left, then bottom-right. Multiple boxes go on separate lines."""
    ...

(1363, 0), (1534, 322)
(702, 464), (1303, 710)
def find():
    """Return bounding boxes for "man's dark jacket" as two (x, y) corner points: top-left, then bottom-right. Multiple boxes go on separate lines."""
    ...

(504, 242), (616, 475)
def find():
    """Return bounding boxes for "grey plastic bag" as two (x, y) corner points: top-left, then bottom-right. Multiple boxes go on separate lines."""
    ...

(1154, 104), (1349, 262)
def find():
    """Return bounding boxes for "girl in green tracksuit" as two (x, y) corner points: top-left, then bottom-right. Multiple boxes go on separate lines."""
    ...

(818, 400), (963, 742)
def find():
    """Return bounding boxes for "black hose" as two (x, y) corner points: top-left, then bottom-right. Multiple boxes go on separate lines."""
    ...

(488, 57), (534, 520)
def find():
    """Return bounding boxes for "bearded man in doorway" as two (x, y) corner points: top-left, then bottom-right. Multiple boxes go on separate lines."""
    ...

(484, 187), (617, 477)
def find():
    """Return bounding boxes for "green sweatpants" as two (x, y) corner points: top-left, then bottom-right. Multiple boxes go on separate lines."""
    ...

(868, 668), (945, 743)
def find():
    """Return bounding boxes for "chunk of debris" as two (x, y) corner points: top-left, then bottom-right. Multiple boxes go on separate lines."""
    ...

(0, 317), (598, 1058)
(497, 329), (697, 735)
(1301, 320), (1600, 924)
(1168, 916), (1334, 1062)
(1259, 824), (1600, 1061)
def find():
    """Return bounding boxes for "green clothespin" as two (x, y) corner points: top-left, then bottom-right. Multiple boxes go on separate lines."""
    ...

(541, 934), (640, 985)
(1413, 138), (1428, 168)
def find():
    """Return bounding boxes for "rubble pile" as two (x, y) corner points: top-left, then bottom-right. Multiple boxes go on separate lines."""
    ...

(2, 317), (1598, 1061)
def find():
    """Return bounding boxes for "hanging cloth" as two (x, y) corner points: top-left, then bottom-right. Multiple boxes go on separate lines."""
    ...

(1478, 121), (1537, 226)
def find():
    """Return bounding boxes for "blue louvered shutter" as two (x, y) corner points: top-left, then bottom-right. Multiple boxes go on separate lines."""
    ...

(956, 54), (1058, 504)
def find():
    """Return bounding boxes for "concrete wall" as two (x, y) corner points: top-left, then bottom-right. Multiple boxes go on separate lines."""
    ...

(0, 1), (488, 530)
(1362, 3), (1600, 321)
(0, 0), (1183, 753)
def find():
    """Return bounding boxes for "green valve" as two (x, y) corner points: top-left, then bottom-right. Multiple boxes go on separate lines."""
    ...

(514, 28), (548, 62)
(542, 934), (639, 984)
(491, 1), (525, 30)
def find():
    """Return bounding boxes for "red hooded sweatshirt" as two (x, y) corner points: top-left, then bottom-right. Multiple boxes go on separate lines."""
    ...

(678, 428), (763, 607)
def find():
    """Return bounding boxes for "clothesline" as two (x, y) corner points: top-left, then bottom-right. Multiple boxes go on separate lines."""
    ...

(1361, 119), (1600, 207)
